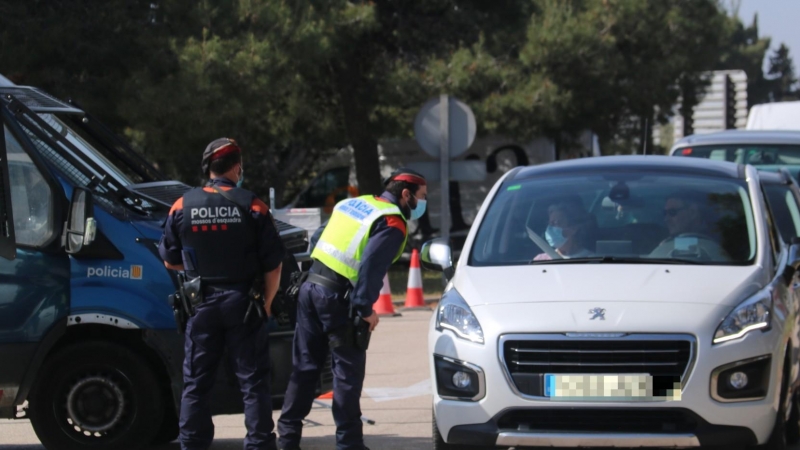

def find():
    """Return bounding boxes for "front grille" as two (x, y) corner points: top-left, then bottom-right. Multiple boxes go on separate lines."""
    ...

(502, 336), (692, 397)
(497, 408), (698, 434)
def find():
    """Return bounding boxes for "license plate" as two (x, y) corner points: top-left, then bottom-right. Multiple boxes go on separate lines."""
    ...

(544, 374), (660, 400)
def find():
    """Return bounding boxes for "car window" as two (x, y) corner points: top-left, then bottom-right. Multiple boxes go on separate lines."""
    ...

(4, 125), (54, 247)
(764, 184), (800, 243)
(296, 167), (350, 208)
(677, 144), (800, 178)
(470, 172), (756, 266)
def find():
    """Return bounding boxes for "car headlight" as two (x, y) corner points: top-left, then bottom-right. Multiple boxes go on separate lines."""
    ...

(436, 289), (484, 344)
(713, 294), (772, 344)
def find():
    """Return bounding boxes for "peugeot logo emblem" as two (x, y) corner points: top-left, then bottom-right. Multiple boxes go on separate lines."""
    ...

(589, 308), (606, 321)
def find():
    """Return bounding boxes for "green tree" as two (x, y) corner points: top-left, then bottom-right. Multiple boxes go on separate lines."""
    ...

(716, 12), (772, 107)
(0, 0), (158, 130)
(767, 43), (799, 101)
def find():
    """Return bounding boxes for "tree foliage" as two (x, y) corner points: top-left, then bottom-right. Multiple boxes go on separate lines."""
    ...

(1, 0), (796, 201)
(767, 43), (799, 102)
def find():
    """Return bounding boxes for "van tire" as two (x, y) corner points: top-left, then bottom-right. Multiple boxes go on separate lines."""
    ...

(28, 341), (163, 450)
(433, 409), (491, 450)
(151, 409), (179, 444)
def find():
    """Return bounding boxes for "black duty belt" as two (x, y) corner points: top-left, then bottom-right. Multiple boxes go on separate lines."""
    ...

(306, 272), (350, 296)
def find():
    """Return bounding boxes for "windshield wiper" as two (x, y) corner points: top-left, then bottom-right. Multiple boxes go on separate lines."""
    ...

(530, 256), (705, 265)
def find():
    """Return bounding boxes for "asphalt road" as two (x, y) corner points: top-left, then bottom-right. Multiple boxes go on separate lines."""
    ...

(2, 308), (799, 450)
(0, 310), (435, 450)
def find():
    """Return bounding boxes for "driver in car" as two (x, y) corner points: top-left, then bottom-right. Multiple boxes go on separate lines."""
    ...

(649, 190), (730, 260)
(533, 201), (595, 260)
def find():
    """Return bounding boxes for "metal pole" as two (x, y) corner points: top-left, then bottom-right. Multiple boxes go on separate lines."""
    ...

(439, 95), (450, 245)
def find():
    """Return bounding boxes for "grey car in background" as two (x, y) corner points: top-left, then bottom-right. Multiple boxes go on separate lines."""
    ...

(670, 130), (800, 182)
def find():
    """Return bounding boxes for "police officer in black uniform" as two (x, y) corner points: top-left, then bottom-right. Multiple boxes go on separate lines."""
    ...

(159, 138), (286, 450)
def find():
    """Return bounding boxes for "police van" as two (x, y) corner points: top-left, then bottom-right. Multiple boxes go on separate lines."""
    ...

(0, 80), (329, 450)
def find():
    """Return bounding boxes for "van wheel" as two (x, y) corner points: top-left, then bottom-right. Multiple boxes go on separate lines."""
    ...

(28, 341), (163, 450)
(151, 408), (179, 444)
(433, 409), (492, 450)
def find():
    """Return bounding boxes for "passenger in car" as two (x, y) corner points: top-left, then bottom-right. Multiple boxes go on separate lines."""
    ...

(649, 190), (731, 260)
(534, 201), (595, 260)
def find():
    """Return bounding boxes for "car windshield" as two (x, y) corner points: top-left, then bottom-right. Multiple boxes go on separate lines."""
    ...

(469, 171), (756, 266)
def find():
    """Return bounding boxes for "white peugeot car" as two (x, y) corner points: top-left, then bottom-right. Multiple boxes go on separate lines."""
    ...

(423, 155), (800, 449)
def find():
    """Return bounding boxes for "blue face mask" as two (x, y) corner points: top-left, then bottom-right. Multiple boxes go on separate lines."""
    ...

(236, 167), (244, 188)
(410, 199), (427, 220)
(545, 225), (566, 248)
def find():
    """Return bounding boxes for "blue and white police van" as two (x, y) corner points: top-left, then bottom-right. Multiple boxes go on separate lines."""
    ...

(0, 78), (329, 450)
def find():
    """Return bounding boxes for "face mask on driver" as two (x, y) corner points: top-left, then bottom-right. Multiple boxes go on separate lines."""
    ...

(545, 225), (566, 248)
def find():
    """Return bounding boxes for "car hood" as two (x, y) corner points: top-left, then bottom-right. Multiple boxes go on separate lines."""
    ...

(453, 264), (765, 308)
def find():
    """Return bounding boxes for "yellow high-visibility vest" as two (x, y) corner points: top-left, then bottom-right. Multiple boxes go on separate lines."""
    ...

(311, 195), (408, 282)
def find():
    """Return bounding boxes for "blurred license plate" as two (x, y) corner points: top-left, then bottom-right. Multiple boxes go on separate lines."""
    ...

(544, 374), (654, 399)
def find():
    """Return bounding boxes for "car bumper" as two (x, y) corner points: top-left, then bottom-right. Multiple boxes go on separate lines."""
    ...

(429, 302), (787, 446)
(444, 408), (757, 448)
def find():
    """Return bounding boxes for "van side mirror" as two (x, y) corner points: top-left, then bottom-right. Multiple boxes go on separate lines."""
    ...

(421, 238), (455, 281)
(63, 188), (96, 254)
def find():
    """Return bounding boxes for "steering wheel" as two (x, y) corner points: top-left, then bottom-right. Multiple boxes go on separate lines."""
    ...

(526, 226), (562, 260)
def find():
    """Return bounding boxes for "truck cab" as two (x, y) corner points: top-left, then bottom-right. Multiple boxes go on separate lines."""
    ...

(0, 84), (327, 450)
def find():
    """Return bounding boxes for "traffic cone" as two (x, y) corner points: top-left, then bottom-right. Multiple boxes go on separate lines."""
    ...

(404, 249), (427, 309)
(317, 390), (333, 399)
(373, 274), (401, 316)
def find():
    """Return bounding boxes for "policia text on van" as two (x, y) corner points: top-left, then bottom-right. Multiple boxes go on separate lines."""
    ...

(0, 83), (331, 450)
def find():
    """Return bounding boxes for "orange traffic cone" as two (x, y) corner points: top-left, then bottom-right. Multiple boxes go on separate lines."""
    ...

(404, 249), (427, 309)
(373, 274), (401, 316)
(317, 390), (333, 399)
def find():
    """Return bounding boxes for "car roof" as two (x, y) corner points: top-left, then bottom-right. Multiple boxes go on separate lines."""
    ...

(757, 170), (786, 185)
(671, 130), (800, 150)
(512, 155), (744, 181)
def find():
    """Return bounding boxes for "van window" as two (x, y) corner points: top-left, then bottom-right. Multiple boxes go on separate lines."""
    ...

(4, 126), (54, 247)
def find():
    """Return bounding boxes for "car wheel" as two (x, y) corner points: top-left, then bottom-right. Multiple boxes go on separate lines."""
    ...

(433, 409), (492, 450)
(757, 361), (790, 450)
(28, 341), (164, 450)
(786, 392), (800, 445)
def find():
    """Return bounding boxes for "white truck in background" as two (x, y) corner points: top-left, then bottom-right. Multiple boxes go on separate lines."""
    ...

(747, 101), (800, 131)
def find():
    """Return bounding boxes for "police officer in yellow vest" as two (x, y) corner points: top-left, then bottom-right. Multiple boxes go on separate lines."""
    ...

(277, 169), (427, 450)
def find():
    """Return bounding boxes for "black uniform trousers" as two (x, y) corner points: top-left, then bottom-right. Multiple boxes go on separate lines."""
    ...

(180, 287), (276, 450)
(277, 282), (367, 450)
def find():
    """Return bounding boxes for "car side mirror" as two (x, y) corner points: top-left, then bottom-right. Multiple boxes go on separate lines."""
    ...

(421, 238), (455, 281)
(63, 188), (96, 254)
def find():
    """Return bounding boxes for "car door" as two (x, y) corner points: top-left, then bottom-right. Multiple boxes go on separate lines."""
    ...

(0, 107), (70, 415)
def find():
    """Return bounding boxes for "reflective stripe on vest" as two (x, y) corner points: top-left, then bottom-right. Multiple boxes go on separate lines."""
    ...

(311, 195), (407, 282)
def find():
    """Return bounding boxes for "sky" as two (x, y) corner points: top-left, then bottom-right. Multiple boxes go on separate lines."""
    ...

(733, 0), (800, 70)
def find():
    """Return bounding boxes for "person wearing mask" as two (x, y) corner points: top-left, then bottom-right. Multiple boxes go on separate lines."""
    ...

(159, 138), (285, 450)
(277, 168), (428, 450)
(533, 201), (595, 260)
